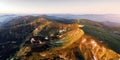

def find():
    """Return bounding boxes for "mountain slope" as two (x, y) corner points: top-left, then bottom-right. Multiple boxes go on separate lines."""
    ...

(74, 19), (120, 54)
(0, 17), (49, 59)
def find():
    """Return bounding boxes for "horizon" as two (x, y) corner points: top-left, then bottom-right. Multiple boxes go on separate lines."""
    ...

(0, 13), (120, 23)
(0, 0), (120, 14)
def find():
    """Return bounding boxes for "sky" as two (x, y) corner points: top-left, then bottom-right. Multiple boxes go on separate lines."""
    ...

(0, 0), (120, 14)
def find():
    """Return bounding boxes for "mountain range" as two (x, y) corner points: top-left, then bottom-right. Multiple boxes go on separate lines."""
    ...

(0, 14), (120, 60)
